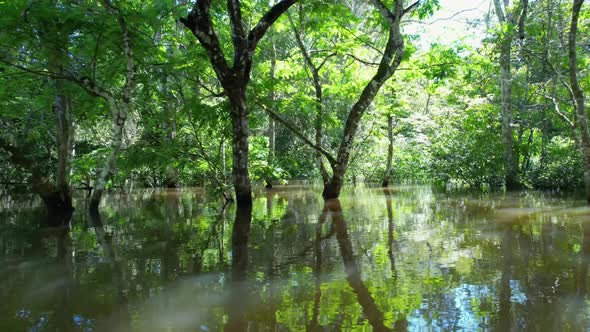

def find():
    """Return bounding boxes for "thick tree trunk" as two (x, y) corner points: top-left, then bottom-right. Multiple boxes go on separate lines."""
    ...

(499, 39), (520, 189)
(181, 0), (297, 207)
(45, 34), (74, 213)
(569, 0), (590, 202)
(90, 102), (127, 211)
(382, 115), (394, 187)
(0, 137), (72, 216)
(227, 88), (253, 208)
(53, 78), (75, 211)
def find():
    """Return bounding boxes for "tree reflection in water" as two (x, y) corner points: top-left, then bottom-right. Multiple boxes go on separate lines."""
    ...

(2, 186), (590, 330)
(225, 206), (252, 331)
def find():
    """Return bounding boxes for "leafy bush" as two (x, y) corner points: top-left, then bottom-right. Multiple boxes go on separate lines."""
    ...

(430, 104), (504, 188)
(529, 136), (583, 190)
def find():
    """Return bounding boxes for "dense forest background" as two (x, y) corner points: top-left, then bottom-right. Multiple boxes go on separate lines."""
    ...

(0, 0), (588, 213)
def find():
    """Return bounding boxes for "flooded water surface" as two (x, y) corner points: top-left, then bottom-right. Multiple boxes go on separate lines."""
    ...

(1, 185), (590, 331)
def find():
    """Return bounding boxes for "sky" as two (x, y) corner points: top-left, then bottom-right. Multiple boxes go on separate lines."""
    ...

(405, 0), (493, 49)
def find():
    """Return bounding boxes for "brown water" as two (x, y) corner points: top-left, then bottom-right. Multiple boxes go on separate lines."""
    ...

(1, 185), (590, 331)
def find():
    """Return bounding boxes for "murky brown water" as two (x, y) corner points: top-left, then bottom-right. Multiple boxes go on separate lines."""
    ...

(1, 185), (590, 331)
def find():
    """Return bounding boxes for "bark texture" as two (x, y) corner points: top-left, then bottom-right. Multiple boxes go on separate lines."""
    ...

(89, 100), (129, 211)
(53, 78), (75, 209)
(568, 0), (590, 202)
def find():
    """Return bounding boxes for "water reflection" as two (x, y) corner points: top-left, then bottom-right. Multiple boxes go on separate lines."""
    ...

(226, 207), (252, 331)
(329, 198), (403, 331)
(1, 186), (590, 330)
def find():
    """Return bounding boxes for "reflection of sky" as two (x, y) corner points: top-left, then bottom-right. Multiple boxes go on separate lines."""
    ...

(407, 280), (530, 331)
(408, 284), (493, 331)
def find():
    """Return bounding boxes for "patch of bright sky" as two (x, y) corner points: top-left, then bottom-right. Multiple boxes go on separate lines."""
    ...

(404, 0), (493, 50)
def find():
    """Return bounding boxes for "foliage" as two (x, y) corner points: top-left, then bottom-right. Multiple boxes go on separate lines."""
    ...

(529, 136), (584, 190)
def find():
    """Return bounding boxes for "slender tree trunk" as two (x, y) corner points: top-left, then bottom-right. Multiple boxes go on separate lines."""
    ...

(322, 0), (407, 199)
(382, 116), (394, 187)
(266, 40), (277, 189)
(288, 12), (331, 184)
(89, 2), (134, 212)
(314, 78), (330, 185)
(493, 0), (526, 190)
(569, 0), (590, 202)
(227, 88), (253, 208)
(499, 38), (520, 189)
(90, 102), (127, 211)
(164, 81), (179, 188)
(322, 70), (397, 198)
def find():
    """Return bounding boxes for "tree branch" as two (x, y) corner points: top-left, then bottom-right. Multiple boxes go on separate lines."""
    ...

(0, 57), (113, 100)
(345, 53), (381, 66)
(180, 0), (229, 78)
(247, 0), (297, 54)
(227, 0), (247, 64)
(404, 1), (421, 15)
(543, 94), (575, 129)
(258, 104), (337, 166)
(100, 0), (135, 104)
(369, 0), (396, 27)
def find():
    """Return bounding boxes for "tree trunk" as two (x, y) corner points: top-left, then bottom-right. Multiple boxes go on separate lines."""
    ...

(289, 12), (331, 184)
(181, 0), (297, 207)
(493, 0), (526, 190)
(53, 78), (75, 211)
(322, 64), (397, 198)
(90, 102), (127, 211)
(382, 115), (394, 187)
(227, 88), (253, 208)
(499, 38), (520, 189)
(266, 40), (277, 190)
(90, 2), (135, 212)
(314, 78), (330, 185)
(569, 0), (590, 202)
(0, 138), (72, 217)
(322, 1), (407, 199)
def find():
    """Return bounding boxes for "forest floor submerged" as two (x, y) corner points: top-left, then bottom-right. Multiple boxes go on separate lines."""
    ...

(1, 185), (590, 331)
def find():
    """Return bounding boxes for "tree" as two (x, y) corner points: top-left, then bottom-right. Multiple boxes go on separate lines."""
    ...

(492, 0), (529, 189)
(268, 0), (432, 198)
(568, 0), (590, 202)
(180, 0), (298, 208)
